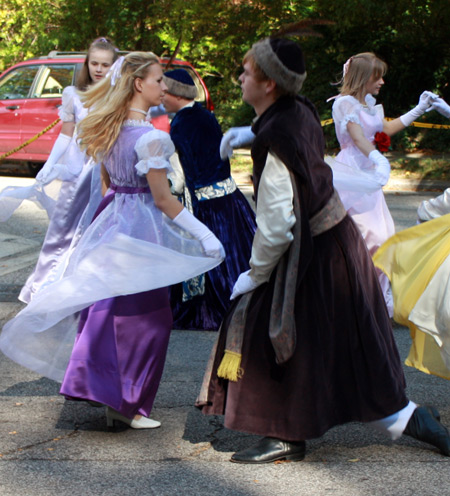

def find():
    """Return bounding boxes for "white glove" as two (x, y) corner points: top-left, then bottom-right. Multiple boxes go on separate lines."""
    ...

(148, 104), (167, 119)
(35, 133), (72, 183)
(172, 208), (225, 259)
(429, 97), (450, 119)
(168, 153), (185, 196)
(400, 91), (433, 127)
(220, 126), (255, 160)
(369, 149), (391, 186)
(230, 269), (260, 300)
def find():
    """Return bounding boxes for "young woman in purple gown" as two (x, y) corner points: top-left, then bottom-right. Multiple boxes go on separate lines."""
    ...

(0, 52), (224, 429)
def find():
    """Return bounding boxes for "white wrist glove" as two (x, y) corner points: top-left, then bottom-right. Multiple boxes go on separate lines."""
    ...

(172, 208), (225, 259)
(429, 97), (450, 119)
(400, 91), (433, 127)
(168, 153), (185, 196)
(230, 269), (260, 300)
(369, 149), (391, 186)
(148, 104), (167, 119)
(220, 126), (255, 160)
(35, 133), (72, 183)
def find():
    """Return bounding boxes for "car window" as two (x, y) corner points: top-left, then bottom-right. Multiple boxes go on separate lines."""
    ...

(0, 65), (40, 100)
(34, 64), (76, 98)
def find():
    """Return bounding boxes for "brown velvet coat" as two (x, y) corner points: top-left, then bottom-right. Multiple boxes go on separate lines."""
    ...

(196, 95), (407, 441)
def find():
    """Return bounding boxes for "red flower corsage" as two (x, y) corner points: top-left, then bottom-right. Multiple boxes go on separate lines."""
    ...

(374, 132), (391, 152)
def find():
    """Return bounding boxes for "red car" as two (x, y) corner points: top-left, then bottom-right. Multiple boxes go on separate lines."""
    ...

(0, 51), (213, 175)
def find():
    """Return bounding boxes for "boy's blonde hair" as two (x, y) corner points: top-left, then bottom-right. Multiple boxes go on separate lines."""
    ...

(242, 49), (287, 98)
(340, 52), (387, 102)
(78, 51), (160, 162)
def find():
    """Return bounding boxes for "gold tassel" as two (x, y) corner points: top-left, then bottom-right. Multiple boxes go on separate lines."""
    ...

(217, 350), (243, 382)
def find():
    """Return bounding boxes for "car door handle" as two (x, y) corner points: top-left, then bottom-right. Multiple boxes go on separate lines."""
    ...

(6, 105), (20, 110)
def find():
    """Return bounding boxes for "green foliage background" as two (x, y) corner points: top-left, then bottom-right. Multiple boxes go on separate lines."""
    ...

(1, 0), (449, 150)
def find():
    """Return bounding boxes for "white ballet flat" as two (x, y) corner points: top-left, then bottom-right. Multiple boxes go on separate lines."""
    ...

(106, 407), (161, 429)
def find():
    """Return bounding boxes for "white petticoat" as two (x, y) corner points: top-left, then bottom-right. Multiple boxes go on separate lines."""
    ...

(0, 200), (224, 381)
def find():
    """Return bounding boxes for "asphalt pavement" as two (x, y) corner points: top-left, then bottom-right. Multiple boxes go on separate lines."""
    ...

(0, 174), (449, 496)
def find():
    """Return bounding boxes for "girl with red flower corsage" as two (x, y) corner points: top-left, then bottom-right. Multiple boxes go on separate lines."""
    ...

(326, 52), (434, 317)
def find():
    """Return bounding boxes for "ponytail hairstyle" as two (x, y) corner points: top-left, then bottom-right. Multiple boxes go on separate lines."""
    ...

(339, 52), (387, 102)
(76, 37), (119, 91)
(78, 51), (160, 162)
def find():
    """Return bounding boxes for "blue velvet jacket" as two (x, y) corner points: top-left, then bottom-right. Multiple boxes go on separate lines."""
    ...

(170, 102), (231, 204)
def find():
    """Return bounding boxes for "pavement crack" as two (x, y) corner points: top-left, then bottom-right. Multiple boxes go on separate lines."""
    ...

(1, 430), (79, 457)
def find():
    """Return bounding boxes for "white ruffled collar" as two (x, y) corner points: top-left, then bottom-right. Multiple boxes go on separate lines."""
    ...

(331, 93), (377, 110)
(364, 93), (377, 110)
(123, 119), (153, 128)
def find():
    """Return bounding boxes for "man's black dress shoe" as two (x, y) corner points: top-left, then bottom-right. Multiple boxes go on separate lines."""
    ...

(404, 406), (450, 456)
(425, 405), (440, 422)
(231, 437), (306, 464)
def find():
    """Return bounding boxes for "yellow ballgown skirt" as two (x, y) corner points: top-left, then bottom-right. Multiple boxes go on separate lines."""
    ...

(373, 213), (450, 379)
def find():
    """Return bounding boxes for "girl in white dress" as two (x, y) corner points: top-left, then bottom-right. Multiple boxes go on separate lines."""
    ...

(327, 52), (433, 316)
(0, 37), (119, 302)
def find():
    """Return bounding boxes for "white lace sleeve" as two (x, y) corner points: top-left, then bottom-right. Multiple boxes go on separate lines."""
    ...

(58, 86), (76, 122)
(134, 129), (175, 176)
(332, 95), (362, 138)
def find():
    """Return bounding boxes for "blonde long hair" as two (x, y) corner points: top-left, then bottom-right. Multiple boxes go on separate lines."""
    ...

(78, 51), (160, 162)
(340, 52), (387, 102)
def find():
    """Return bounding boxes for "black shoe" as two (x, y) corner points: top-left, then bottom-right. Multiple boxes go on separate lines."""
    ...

(425, 405), (441, 422)
(404, 406), (450, 456)
(230, 437), (306, 464)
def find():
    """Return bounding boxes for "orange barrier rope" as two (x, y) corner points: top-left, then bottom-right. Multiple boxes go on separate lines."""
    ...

(0, 118), (61, 162)
(321, 117), (450, 129)
(1, 116), (446, 163)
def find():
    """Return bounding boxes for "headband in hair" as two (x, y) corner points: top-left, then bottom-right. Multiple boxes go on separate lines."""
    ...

(251, 38), (307, 95)
(107, 56), (159, 86)
(107, 56), (125, 86)
(92, 37), (119, 52)
(343, 57), (353, 77)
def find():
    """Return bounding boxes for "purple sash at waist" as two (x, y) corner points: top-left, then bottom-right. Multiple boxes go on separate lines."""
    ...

(92, 183), (150, 221)
(109, 183), (150, 194)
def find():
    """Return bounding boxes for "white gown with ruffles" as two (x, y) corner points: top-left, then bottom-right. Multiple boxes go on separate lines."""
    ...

(0, 86), (88, 221)
(326, 94), (394, 315)
(0, 86), (104, 304)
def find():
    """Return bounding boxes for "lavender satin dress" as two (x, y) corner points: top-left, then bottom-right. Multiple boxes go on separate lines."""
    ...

(60, 255), (173, 418)
(59, 124), (175, 417)
(0, 122), (223, 419)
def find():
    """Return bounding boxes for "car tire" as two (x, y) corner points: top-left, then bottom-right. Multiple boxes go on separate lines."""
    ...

(27, 162), (43, 177)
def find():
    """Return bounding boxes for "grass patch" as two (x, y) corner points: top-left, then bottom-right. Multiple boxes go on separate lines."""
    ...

(390, 153), (450, 181)
(230, 153), (252, 173)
